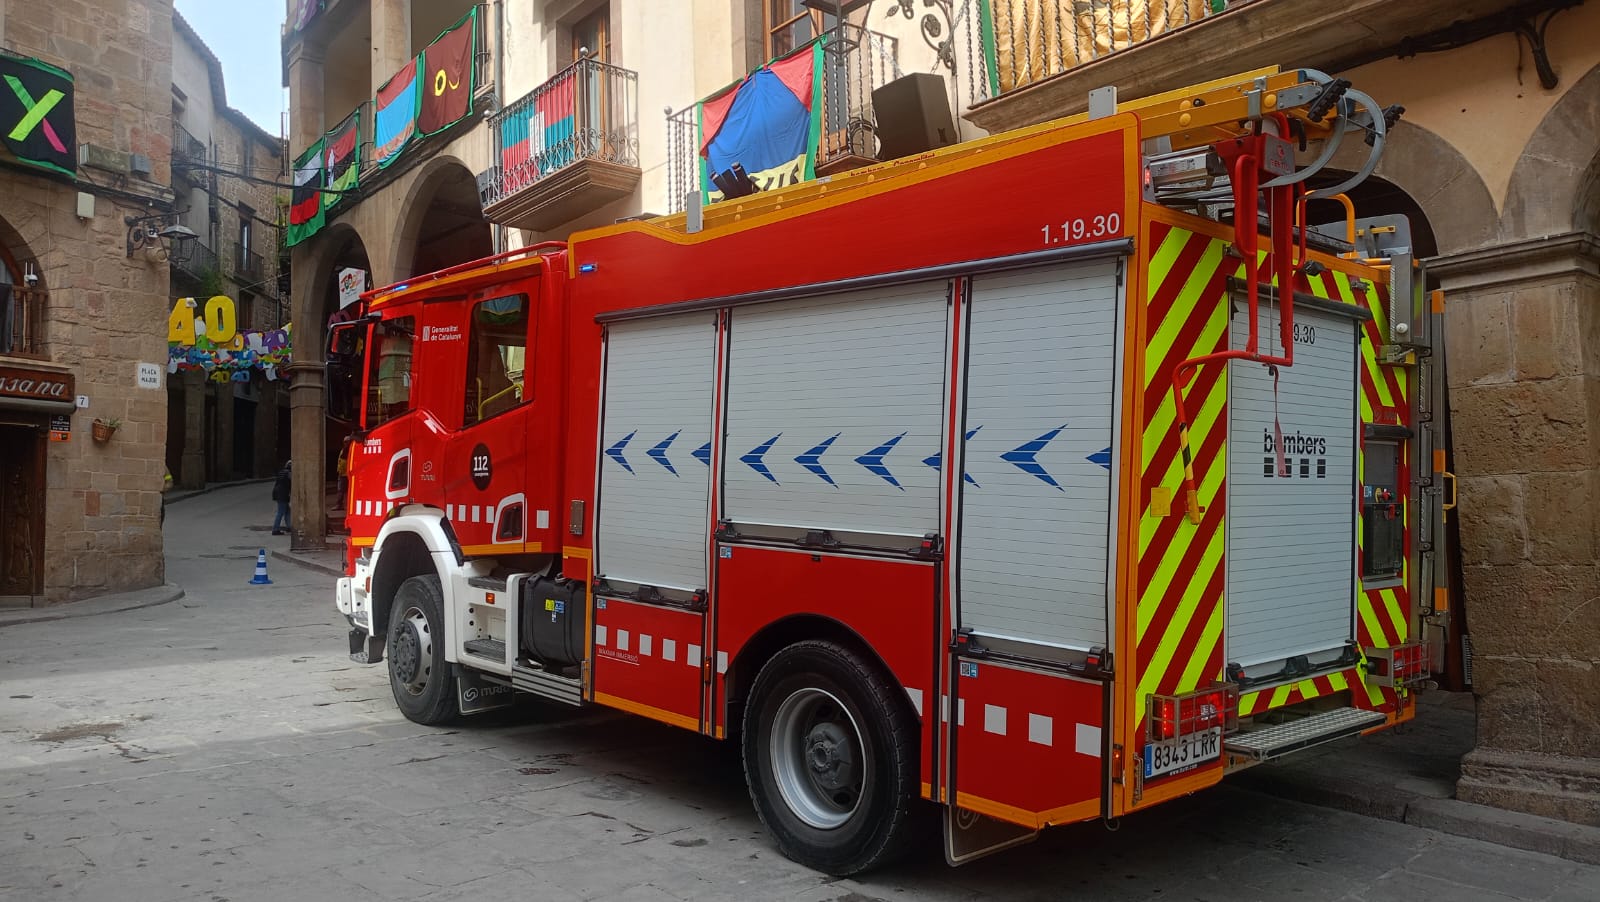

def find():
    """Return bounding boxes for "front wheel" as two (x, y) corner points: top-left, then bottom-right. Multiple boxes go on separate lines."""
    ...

(742, 640), (918, 875)
(386, 574), (459, 725)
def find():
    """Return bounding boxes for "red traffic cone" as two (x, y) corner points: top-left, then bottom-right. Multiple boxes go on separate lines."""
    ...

(249, 548), (272, 585)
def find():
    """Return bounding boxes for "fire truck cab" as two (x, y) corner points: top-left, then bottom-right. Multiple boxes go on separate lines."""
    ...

(329, 67), (1451, 875)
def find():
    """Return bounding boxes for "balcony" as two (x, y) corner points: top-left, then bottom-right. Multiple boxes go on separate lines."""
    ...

(968, 0), (1529, 133)
(230, 241), (267, 282)
(1, 285), (46, 358)
(173, 122), (208, 187)
(172, 238), (220, 285)
(665, 26), (900, 214)
(480, 58), (640, 232)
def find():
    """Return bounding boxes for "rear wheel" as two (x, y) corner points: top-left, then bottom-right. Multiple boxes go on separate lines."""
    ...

(387, 574), (459, 725)
(742, 640), (918, 875)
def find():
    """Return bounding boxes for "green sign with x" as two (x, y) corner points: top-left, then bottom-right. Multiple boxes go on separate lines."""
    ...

(0, 53), (75, 178)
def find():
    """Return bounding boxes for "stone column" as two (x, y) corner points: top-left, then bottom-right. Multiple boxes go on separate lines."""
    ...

(1431, 231), (1600, 825)
(287, 362), (327, 553)
(286, 40), (326, 159)
(371, 0), (411, 92)
(212, 382), (235, 481)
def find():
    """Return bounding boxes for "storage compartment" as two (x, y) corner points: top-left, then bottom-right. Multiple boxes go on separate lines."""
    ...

(519, 576), (586, 668)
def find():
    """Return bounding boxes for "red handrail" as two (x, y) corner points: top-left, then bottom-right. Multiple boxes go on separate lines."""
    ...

(1166, 146), (1300, 523)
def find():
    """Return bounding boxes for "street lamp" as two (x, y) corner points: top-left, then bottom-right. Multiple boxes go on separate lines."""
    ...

(125, 214), (200, 264)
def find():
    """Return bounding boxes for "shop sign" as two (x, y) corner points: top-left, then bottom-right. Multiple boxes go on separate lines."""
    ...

(0, 364), (74, 402)
(49, 414), (70, 442)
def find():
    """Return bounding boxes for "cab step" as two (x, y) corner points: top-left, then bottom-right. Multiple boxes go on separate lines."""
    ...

(1227, 707), (1388, 761)
(512, 663), (583, 707)
(463, 638), (506, 661)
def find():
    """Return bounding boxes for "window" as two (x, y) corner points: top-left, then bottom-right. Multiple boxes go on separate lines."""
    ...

(764, 0), (832, 59)
(238, 205), (254, 275)
(463, 294), (529, 426)
(238, 291), (255, 332)
(571, 6), (610, 62)
(366, 316), (415, 427)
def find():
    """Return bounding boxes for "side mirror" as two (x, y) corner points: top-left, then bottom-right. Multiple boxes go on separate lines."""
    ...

(328, 324), (360, 357)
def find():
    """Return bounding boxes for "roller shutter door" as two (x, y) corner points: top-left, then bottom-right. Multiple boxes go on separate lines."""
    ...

(723, 282), (948, 539)
(958, 259), (1121, 651)
(1226, 300), (1359, 670)
(595, 314), (717, 592)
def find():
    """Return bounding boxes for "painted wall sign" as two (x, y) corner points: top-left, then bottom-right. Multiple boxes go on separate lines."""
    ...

(0, 364), (74, 402)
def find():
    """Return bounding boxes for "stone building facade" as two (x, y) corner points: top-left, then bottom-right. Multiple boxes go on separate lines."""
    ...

(964, 0), (1600, 826)
(0, 0), (175, 604)
(168, 11), (288, 490)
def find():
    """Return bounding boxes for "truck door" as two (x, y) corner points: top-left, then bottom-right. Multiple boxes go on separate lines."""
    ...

(944, 257), (1123, 846)
(347, 312), (419, 545)
(441, 290), (532, 555)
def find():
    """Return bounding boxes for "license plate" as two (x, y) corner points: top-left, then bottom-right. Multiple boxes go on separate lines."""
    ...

(1143, 727), (1222, 779)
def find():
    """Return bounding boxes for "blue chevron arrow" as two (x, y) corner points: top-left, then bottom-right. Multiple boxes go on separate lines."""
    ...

(605, 431), (637, 474)
(742, 434), (782, 484)
(923, 426), (982, 487)
(1003, 426), (1068, 490)
(1087, 446), (1112, 471)
(856, 433), (906, 489)
(647, 431), (680, 476)
(692, 442), (711, 466)
(795, 434), (841, 486)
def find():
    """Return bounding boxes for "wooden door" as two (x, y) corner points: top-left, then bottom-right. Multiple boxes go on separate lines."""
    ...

(0, 419), (46, 600)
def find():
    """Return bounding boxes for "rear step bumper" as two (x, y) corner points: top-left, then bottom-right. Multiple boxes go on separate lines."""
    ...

(1228, 707), (1388, 761)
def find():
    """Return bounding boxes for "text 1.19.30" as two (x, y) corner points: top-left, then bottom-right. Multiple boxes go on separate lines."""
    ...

(1042, 214), (1121, 245)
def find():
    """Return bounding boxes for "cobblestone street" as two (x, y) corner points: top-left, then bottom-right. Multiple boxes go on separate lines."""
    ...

(1, 484), (1596, 902)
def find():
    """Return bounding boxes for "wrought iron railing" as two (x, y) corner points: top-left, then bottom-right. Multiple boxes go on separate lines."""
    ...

(481, 57), (640, 209)
(231, 241), (266, 281)
(1, 285), (46, 358)
(663, 26), (899, 214)
(988, 0), (1229, 94)
(474, 2), (494, 98)
(820, 25), (899, 168)
(665, 104), (698, 214)
(173, 122), (207, 161)
(173, 238), (219, 284)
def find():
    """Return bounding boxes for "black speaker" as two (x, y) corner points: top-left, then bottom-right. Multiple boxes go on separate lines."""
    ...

(872, 73), (958, 161)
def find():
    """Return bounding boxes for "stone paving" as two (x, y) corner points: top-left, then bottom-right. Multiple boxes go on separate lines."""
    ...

(2, 484), (1598, 902)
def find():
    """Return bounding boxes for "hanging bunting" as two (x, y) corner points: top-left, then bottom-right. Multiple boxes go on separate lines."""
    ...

(698, 41), (824, 204)
(374, 56), (419, 167)
(0, 54), (76, 178)
(287, 139), (325, 247)
(323, 109), (360, 211)
(417, 8), (477, 136)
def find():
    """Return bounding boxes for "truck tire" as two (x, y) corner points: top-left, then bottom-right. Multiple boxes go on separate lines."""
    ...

(386, 574), (459, 725)
(742, 640), (917, 875)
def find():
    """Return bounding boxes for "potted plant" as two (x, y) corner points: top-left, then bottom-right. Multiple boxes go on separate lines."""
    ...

(91, 417), (121, 443)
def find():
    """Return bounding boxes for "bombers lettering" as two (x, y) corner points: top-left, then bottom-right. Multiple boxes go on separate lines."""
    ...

(1263, 429), (1327, 456)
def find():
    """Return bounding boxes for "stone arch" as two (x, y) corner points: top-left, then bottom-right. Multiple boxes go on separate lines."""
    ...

(1499, 61), (1600, 241)
(0, 211), (45, 355)
(1324, 119), (1499, 257)
(389, 154), (493, 280)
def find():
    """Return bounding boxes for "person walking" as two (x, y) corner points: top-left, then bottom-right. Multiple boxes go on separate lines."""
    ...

(271, 460), (292, 535)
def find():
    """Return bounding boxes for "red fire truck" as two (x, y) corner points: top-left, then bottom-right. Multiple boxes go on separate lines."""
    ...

(329, 67), (1451, 874)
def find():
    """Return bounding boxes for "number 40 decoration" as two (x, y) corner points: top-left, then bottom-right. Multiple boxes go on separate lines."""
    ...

(168, 296), (241, 348)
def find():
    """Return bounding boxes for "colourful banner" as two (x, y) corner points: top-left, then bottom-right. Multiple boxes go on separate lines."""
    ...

(287, 140), (324, 247)
(417, 8), (476, 136)
(0, 54), (75, 178)
(288, 0), (323, 33)
(698, 41), (823, 204)
(374, 57), (419, 167)
(167, 296), (292, 382)
(323, 109), (360, 210)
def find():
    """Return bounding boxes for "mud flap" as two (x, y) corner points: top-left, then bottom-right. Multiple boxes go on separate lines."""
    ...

(944, 805), (1038, 866)
(349, 629), (384, 664)
(456, 666), (516, 715)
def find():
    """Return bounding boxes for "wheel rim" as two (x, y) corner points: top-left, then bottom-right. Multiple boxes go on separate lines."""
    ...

(769, 687), (866, 830)
(392, 605), (432, 696)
